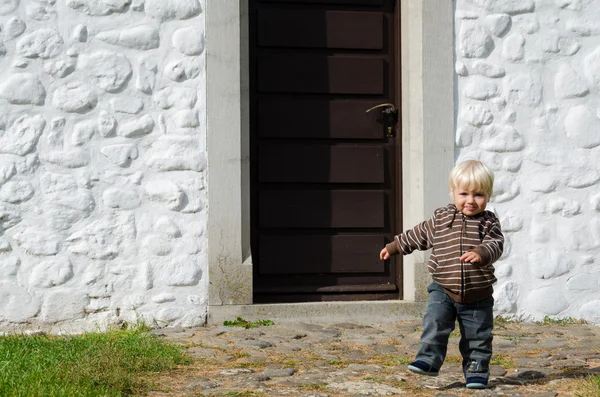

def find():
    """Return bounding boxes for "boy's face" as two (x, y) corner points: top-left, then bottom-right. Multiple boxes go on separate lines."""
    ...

(451, 184), (488, 216)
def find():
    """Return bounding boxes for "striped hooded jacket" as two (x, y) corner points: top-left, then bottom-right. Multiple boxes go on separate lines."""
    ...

(385, 204), (504, 303)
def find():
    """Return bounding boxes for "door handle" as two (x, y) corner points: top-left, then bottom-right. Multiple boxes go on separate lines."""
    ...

(365, 103), (397, 114)
(366, 103), (398, 137)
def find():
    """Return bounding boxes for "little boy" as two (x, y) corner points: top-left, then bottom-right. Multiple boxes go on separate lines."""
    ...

(380, 160), (503, 389)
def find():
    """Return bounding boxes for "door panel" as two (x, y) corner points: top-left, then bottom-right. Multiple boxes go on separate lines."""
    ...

(259, 190), (385, 228)
(251, 0), (399, 302)
(259, 9), (383, 49)
(259, 145), (385, 183)
(258, 55), (385, 94)
(259, 235), (386, 274)
(258, 98), (386, 139)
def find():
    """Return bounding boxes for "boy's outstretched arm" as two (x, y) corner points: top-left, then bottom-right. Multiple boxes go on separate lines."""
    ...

(380, 216), (435, 260)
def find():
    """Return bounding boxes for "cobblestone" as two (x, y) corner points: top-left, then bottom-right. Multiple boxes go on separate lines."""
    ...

(150, 320), (600, 396)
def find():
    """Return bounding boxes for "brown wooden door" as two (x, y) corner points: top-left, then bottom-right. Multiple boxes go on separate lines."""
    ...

(250, 0), (401, 303)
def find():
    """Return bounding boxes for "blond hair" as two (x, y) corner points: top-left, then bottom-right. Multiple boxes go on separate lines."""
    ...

(448, 160), (494, 199)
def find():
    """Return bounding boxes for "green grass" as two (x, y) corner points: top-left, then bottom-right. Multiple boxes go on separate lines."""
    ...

(0, 327), (190, 397)
(490, 354), (514, 368)
(536, 316), (587, 325)
(223, 317), (274, 329)
(576, 375), (600, 397)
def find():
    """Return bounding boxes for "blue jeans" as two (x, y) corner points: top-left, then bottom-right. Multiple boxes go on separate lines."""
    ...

(415, 282), (494, 379)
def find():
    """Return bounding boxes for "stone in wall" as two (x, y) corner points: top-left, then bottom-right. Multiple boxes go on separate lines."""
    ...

(566, 17), (600, 37)
(12, 229), (61, 256)
(0, 180), (34, 203)
(555, 63), (588, 99)
(40, 290), (87, 323)
(145, 0), (201, 21)
(172, 26), (205, 56)
(494, 281), (518, 313)
(117, 115), (154, 137)
(502, 33), (525, 61)
(579, 300), (600, 325)
(30, 258), (74, 288)
(164, 58), (202, 82)
(462, 104), (493, 127)
(52, 83), (98, 113)
(527, 286), (569, 316)
(0, 0), (19, 16)
(175, 235), (202, 255)
(584, 47), (600, 88)
(100, 144), (139, 167)
(468, 0), (534, 14)
(154, 216), (181, 238)
(564, 105), (600, 148)
(146, 136), (206, 172)
(97, 25), (160, 50)
(456, 126), (474, 147)
(79, 51), (132, 93)
(16, 29), (63, 58)
(557, 218), (600, 251)
(513, 14), (539, 34)
(566, 273), (599, 292)
(136, 59), (157, 94)
(0, 74), (46, 105)
(142, 234), (172, 256)
(66, 0), (129, 16)
(173, 109), (199, 128)
(565, 162), (600, 188)
(153, 86), (197, 109)
(591, 193), (600, 212)
(529, 173), (558, 193)
(111, 96), (144, 114)
(67, 213), (136, 260)
(485, 14), (511, 37)
(505, 73), (542, 107)
(492, 174), (520, 202)
(0, 160), (15, 185)
(179, 177), (205, 214)
(143, 180), (183, 211)
(44, 58), (77, 78)
(98, 111), (117, 137)
(72, 25), (88, 42)
(152, 293), (176, 303)
(156, 255), (203, 286)
(529, 250), (573, 279)
(0, 202), (21, 230)
(40, 172), (95, 231)
(72, 120), (97, 146)
(0, 282), (41, 322)
(0, 256), (19, 279)
(458, 20), (495, 58)
(502, 154), (522, 172)
(103, 186), (141, 210)
(464, 76), (499, 99)
(499, 211), (522, 232)
(480, 124), (525, 152)
(5, 17), (26, 39)
(472, 61), (506, 77)
(0, 114), (46, 156)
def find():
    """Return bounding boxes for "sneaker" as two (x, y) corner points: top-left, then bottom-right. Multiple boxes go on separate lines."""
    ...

(465, 375), (488, 389)
(407, 360), (439, 376)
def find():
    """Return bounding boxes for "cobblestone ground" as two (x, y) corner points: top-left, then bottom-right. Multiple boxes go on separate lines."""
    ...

(148, 320), (600, 397)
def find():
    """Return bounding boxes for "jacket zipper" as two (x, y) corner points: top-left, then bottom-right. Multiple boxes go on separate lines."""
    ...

(460, 216), (466, 301)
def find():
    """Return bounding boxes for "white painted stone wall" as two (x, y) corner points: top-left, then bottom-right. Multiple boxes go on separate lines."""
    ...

(0, 0), (207, 331)
(456, 0), (600, 324)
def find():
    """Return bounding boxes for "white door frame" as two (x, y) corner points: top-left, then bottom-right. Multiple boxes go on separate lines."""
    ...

(205, 0), (455, 307)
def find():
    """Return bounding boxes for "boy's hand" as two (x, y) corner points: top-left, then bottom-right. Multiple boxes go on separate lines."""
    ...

(380, 247), (390, 260)
(461, 251), (481, 263)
